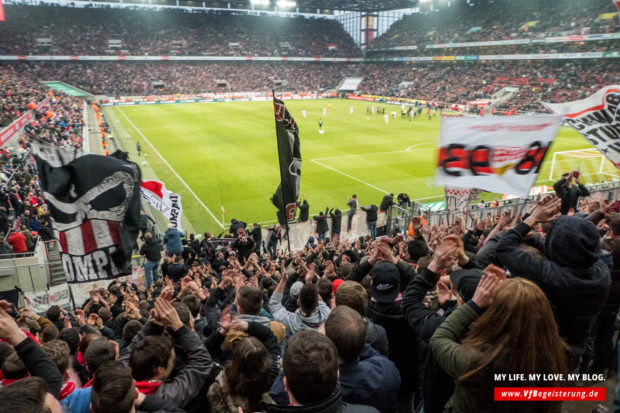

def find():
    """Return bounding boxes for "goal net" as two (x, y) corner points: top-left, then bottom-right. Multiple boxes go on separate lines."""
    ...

(548, 148), (620, 183)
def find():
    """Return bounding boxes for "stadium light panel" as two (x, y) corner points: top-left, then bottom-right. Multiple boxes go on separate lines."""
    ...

(250, 0), (270, 5)
(276, 0), (296, 8)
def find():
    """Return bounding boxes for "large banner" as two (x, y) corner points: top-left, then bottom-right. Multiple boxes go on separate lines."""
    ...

(32, 139), (141, 282)
(544, 86), (620, 168)
(436, 115), (563, 197)
(140, 180), (183, 230)
(24, 284), (72, 314)
(271, 97), (301, 221)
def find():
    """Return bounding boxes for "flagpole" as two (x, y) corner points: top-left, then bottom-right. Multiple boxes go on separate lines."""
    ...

(273, 90), (292, 253)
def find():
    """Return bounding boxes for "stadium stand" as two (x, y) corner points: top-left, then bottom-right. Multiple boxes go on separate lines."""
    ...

(0, 5), (361, 57)
(368, 0), (619, 50)
(2, 2), (620, 412)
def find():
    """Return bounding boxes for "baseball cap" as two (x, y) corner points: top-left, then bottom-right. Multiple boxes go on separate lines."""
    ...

(449, 268), (483, 302)
(370, 262), (400, 304)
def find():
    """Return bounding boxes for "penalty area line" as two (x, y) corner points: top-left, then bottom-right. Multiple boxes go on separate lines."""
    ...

(310, 159), (389, 194)
(116, 108), (224, 229)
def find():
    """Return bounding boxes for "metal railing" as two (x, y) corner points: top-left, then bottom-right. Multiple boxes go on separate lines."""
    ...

(387, 180), (620, 231)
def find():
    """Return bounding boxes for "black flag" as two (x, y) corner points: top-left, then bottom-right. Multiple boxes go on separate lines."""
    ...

(271, 97), (301, 222)
(31, 139), (141, 282)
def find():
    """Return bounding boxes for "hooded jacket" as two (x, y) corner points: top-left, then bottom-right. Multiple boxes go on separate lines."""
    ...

(261, 385), (378, 413)
(163, 228), (185, 255)
(338, 344), (401, 412)
(268, 291), (331, 339)
(140, 238), (163, 262)
(496, 217), (610, 357)
(298, 201), (310, 222)
(329, 208), (342, 235)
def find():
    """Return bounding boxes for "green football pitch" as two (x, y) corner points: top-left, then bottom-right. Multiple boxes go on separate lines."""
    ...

(109, 99), (618, 233)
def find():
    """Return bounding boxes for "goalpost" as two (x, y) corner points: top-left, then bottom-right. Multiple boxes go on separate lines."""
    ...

(548, 148), (619, 182)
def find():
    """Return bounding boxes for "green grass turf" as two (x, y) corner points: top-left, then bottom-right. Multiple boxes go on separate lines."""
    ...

(110, 99), (617, 233)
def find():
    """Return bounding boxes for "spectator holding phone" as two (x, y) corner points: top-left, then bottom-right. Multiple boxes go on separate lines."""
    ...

(553, 170), (590, 215)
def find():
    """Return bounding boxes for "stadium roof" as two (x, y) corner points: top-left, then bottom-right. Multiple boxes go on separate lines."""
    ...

(281, 0), (419, 12)
(177, 0), (419, 12)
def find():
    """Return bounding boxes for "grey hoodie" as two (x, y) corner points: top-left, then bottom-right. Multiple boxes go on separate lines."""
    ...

(268, 291), (331, 338)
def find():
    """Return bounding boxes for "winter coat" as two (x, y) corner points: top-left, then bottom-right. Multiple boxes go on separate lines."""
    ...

(298, 201), (310, 222)
(163, 228), (185, 255)
(379, 194), (394, 211)
(119, 322), (213, 409)
(329, 209), (342, 235)
(313, 211), (329, 235)
(339, 344), (401, 412)
(401, 268), (457, 413)
(553, 178), (590, 214)
(429, 303), (483, 413)
(261, 385), (378, 413)
(140, 238), (163, 262)
(496, 219), (610, 357)
(361, 205), (378, 222)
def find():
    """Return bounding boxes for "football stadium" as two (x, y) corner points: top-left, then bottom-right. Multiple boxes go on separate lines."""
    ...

(0, 0), (620, 411)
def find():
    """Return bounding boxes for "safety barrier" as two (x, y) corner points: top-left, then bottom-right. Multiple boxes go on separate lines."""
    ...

(387, 180), (620, 232)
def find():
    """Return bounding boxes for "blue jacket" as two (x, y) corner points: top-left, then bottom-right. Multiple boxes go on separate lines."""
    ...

(339, 344), (401, 413)
(163, 228), (185, 255)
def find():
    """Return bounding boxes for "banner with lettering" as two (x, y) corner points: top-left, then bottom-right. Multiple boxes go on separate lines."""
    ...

(544, 86), (620, 168)
(436, 115), (563, 196)
(140, 180), (183, 230)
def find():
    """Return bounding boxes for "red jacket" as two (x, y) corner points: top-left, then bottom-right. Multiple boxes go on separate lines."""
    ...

(8, 232), (27, 253)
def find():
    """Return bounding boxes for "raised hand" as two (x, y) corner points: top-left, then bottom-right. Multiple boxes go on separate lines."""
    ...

(472, 273), (501, 309)
(0, 307), (26, 345)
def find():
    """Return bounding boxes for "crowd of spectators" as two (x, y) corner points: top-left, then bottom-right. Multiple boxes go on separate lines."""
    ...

(0, 65), (83, 258)
(0, 5), (361, 58)
(358, 60), (620, 112)
(370, 0), (619, 50)
(4, 58), (618, 113)
(12, 62), (359, 96)
(368, 40), (619, 57)
(1, 174), (620, 412)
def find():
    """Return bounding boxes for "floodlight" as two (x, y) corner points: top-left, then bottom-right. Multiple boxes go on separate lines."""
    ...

(250, 0), (269, 5)
(276, 0), (296, 8)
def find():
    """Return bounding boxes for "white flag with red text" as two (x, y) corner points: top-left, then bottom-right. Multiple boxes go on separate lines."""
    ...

(436, 115), (563, 197)
(445, 186), (482, 211)
(140, 180), (183, 230)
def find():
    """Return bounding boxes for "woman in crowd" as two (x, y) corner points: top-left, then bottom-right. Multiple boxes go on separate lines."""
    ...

(430, 275), (569, 413)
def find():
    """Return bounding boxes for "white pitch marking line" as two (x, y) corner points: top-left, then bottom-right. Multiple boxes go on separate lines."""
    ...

(310, 159), (390, 194)
(116, 107), (224, 229)
(311, 145), (434, 162)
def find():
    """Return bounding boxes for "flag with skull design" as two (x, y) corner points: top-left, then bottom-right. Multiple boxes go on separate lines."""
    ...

(32, 139), (141, 282)
(271, 97), (301, 222)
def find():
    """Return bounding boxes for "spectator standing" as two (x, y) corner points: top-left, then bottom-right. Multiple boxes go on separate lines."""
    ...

(553, 171), (590, 214)
(139, 232), (163, 287)
(347, 194), (358, 232)
(313, 208), (329, 242)
(298, 198), (309, 223)
(163, 224), (185, 256)
(361, 204), (379, 240)
(8, 230), (27, 254)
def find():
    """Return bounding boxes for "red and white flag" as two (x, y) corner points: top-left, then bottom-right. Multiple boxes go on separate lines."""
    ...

(545, 86), (620, 168)
(436, 115), (563, 197)
(140, 180), (183, 230)
(444, 186), (482, 212)
(221, 205), (225, 216)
